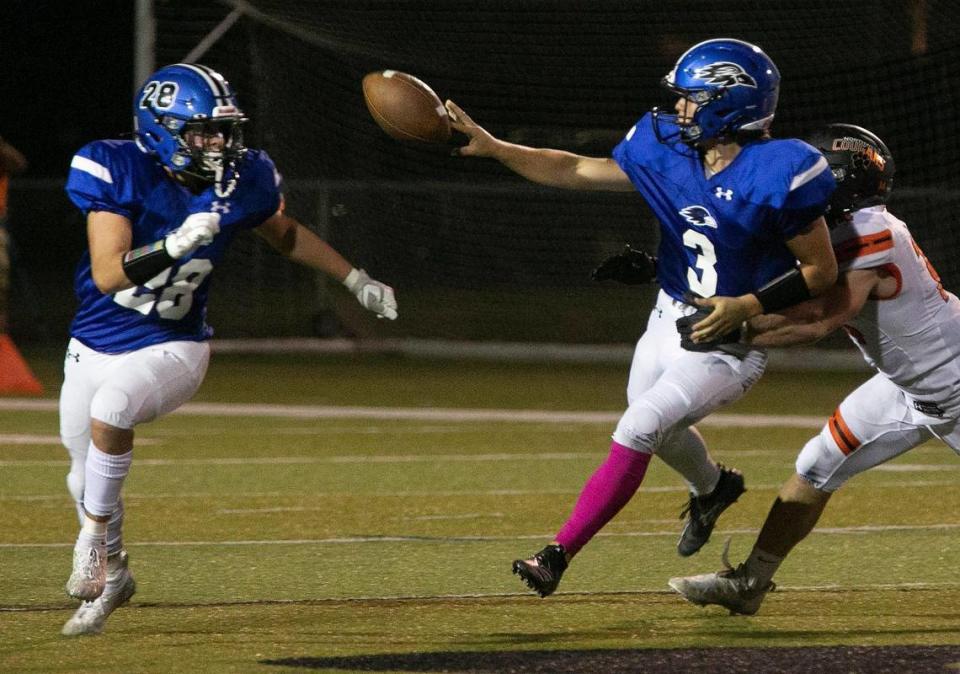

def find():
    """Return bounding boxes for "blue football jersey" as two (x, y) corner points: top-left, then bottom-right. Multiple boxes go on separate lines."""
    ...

(65, 140), (282, 353)
(612, 113), (835, 302)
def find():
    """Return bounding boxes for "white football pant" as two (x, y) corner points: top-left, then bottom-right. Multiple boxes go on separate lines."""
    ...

(60, 338), (210, 518)
(797, 372), (960, 492)
(614, 290), (767, 492)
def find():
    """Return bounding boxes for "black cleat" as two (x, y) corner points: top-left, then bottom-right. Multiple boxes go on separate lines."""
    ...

(512, 544), (568, 597)
(677, 466), (745, 557)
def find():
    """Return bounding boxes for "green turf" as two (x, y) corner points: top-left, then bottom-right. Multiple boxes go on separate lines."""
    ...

(1, 352), (957, 672)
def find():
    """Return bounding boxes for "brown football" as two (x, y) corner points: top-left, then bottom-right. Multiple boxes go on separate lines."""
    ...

(362, 70), (451, 143)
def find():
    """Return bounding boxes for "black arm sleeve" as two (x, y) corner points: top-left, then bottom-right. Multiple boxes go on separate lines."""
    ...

(755, 267), (811, 314)
(121, 240), (175, 286)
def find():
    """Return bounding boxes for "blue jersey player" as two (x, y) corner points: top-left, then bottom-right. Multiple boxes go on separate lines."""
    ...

(59, 63), (397, 636)
(446, 38), (838, 597)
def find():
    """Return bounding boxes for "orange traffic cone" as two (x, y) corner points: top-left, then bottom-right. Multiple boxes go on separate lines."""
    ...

(0, 333), (42, 395)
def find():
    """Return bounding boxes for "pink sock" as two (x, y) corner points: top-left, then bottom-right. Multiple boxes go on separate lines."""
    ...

(555, 441), (652, 557)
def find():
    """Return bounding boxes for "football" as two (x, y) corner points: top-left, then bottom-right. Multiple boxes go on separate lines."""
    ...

(362, 70), (451, 143)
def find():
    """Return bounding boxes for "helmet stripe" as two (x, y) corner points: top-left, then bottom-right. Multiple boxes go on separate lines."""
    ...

(173, 63), (230, 100)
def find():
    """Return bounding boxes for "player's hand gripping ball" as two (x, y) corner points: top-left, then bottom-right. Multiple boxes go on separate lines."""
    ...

(362, 70), (451, 143)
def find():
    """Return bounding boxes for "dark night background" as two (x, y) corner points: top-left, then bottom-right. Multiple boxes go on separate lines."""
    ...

(1, 2), (135, 178)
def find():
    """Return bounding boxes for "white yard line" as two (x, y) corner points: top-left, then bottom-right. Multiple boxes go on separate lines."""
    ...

(3, 480), (958, 503)
(0, 452), (605, 467)
(0, 398), (825, 427)
(0, 434), (159, 446)
(2, 452), (953, 469)
(3, 523), (958, 549)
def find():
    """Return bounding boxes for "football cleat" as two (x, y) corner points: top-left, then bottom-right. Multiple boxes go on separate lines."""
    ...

(62, 551), (136, 636)
(512, 544), (568, 598)
(668, 540), (774, 615)
(677, 465), (745, 557)
(65, 535), (108, 601)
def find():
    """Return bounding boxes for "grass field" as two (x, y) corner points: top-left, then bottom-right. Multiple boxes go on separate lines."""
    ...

(1, 350), (958, 672)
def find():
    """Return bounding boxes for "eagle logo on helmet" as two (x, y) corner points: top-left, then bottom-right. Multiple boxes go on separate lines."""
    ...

(679, 205), (718, 229)
(693, 62), (758, 88)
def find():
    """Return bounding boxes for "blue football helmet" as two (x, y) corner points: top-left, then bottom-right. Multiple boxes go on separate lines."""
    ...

(134, 63), (247, 196)
(652, 38), (780, 146)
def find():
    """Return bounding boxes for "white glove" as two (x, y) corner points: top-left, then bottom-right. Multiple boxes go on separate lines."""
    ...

(164, 212), (221, 259)
(343, 268), (398, 320)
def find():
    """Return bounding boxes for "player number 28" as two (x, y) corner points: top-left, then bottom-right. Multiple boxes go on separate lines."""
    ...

(113, 259), (213, 320)
(683, 229), (718, 297)
(138, 80), (179, 110)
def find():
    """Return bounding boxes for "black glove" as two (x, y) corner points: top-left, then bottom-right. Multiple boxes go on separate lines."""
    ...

(676, 292), (743, 354)
(591, 245), (657, 285)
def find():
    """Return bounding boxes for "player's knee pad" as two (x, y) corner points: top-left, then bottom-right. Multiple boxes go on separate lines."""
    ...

(613, 405), (664, 453)
(89, 386), (135, 430)
(795, 429), (844, 492)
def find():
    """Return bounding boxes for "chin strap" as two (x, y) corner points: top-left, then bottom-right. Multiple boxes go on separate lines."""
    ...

(213, 166), (239, 197)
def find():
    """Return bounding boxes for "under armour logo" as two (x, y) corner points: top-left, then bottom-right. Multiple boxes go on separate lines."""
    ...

(715, 187), (733, 201)
(66, 350), (80, 363)
(210, 200), (231, 214)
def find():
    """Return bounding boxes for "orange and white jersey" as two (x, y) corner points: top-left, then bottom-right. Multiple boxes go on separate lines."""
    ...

(831, 206), (960, 418)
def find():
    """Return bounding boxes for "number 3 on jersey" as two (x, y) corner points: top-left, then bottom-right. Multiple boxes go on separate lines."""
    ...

(113, 259), (213, 320)
(683, 229), (718, 297)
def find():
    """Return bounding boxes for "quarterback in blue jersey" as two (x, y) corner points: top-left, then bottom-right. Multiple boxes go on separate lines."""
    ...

(59, 63), (397, 636)
(446, 38), (838, 597)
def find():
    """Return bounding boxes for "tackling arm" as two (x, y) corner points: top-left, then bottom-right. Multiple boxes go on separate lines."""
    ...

(445, 100), (633, 192)
(746, 268), (880, 347)
(685, 217), (839, 344)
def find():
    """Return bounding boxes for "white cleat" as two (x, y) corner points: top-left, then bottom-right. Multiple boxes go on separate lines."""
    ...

(667, 540), (774, 616)
(62, 551), (136, 636)
(65, 536), (108, 601)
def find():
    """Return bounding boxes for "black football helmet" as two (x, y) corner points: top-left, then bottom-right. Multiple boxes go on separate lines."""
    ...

(805, 123), (895, 225)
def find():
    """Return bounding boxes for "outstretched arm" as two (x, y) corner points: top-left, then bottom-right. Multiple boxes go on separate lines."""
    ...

(256, 210), (397, 320)
(445, 100), (633, 192)
(256, 210), (353, 280)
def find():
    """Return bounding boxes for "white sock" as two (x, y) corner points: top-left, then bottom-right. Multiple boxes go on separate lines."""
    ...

(656, 427), (720, 496)
(106, 498), (125, 557)
(744, 546), (784, 587)
(83, 442), (133, 518)
(77, 517), (107, 548)
(80, 516), (107, 538)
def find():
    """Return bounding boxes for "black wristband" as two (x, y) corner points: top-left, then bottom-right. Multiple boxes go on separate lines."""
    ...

(122, 240), (175, 286)
(755, 267), (811, 313)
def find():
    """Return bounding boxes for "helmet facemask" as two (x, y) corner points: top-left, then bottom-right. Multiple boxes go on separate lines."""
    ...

(653, 79), (732, 146)
(171, 117), (247, 196)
